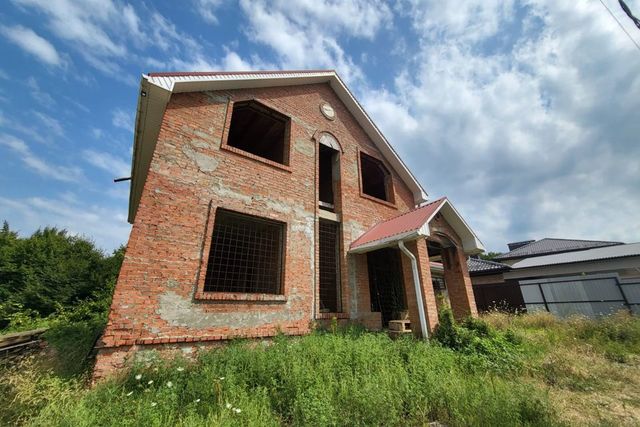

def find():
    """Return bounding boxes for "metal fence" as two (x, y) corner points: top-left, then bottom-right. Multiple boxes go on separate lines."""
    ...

(519, 273), (640, 318)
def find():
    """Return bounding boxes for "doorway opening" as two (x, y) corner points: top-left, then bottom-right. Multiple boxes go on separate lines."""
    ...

(367, 248), (406, 327)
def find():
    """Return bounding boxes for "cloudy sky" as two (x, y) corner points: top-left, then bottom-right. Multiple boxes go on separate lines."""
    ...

(1, 0), (639, 253)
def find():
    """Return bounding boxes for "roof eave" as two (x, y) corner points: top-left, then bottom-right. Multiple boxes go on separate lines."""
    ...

(349, 229), (426, 254)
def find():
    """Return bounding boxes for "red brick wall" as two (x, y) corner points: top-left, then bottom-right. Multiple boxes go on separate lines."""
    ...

(429, 213), (478, 319)
(95, 83), (418, 379)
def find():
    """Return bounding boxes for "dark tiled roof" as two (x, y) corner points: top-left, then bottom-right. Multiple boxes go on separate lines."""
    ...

(495, 238), (623, 261)
(467, 258), (511, 274)
(507, 240), (535, 251)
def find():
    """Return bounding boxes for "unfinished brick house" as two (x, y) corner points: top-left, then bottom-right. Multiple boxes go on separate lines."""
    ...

(95, 70), (485, 378)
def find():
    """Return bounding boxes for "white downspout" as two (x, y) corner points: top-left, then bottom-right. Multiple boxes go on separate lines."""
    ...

(398, 240), (429, 340)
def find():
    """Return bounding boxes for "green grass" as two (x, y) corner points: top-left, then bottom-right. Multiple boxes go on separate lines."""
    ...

(1, 312), (639, 426)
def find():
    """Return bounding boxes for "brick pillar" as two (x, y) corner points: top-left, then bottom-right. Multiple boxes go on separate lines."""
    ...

(442, 246), (477, 320)
(400, 239), (439, 338)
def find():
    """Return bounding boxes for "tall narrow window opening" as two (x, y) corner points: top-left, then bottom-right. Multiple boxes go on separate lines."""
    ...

(360, 152), (391, 202)
(319, 144), (338, 210)
(227, 101), (289, 164)
(319, 219), (341, 312)
(204, 209), (285, 294)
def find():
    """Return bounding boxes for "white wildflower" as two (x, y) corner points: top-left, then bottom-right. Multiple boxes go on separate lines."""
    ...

(195, 399), (201, 403)
(147, 380), (154, 385)
(126, 391), (134, 396)
(151, 402), (157, 407)
(226, 403), (232, 409)
(219, 377), (225, 380)
(166, 381), (173, 388)
(135, 374), (142, 380)
(176, 367), (185, 372)
(234, 408), (242, 414)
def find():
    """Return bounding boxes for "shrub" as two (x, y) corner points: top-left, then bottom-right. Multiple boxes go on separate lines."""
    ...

(432, 306), (523, 372)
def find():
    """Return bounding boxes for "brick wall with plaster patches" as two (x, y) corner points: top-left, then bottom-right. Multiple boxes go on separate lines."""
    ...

(94, 83), (418, 380)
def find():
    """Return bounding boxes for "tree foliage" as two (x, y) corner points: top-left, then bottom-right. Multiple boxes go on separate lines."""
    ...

(0, 221), (124, 330)
(479, 251), (503, 261)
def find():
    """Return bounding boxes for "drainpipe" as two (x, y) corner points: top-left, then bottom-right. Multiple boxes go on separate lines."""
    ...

(398, 240), (429, 340)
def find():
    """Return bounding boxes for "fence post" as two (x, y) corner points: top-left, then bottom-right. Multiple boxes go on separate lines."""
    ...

(615, 278), (632, 313)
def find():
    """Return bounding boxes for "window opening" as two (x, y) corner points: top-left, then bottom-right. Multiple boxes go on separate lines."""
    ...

(360, 152), (391, 201)
(204, 209), (285, 294)
(227, 101), (288, 164)
(319, 219), (341, 312)
(319, 144), (338, 210)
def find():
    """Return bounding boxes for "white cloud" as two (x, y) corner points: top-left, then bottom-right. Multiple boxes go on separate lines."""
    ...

(83, 149), (130, 178)
(0, 195), (130, 252)
(26, 77), (55, 108)
(0, 24), (64, 66)
(10, 0), (252, 84)
(13, 0), (127, 57)
(407, 0), (515, 43)
(360, 0), (640, 251)
(194, 0), (224, 24)
(112, 108), (134, 131)
(34, 111), (64, 137)
(0, 133), (83, 182)
(236, 0), (393, 84)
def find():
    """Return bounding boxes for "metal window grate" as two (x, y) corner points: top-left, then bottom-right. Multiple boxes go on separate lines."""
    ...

(319, 219), (340, 312)
(204, 209), (285, 294)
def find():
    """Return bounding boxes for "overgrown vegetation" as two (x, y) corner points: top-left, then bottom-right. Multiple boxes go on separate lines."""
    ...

(1, 311), (639, 426)
(0, 221), (123, 332)
(1, 221), (639, 425)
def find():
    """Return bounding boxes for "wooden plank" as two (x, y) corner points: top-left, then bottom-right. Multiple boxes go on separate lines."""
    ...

(0, 340), (40, 353)
(0, 328), (48, 349)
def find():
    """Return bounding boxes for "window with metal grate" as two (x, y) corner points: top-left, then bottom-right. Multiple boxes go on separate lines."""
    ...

(204, 209), (285, 294)
(319, 219), (340, 312)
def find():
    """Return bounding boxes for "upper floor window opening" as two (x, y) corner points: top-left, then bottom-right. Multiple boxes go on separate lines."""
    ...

(360, 151), (392, 202)
(227, 100), (289, 165)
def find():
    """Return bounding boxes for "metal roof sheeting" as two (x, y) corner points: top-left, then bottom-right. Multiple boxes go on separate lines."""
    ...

(511, 242), (640, 269)
(495, 238), (623, 260)
(348, 197), (484, 254)
(349, 198), (446, 251)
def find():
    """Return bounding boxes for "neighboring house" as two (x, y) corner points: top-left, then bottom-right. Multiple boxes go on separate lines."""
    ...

(95, 70), (484, 379)
(469, 238), (640, 316)
(494, 238), (624, 265)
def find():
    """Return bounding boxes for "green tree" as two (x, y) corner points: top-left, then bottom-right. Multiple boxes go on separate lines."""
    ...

(0, 222), (125, 329)
(479, 251), (503, 261)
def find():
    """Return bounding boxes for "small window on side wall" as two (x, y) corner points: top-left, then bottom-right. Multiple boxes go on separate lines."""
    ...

(226, 100), (289, 165)
(360, 152), (392, 202)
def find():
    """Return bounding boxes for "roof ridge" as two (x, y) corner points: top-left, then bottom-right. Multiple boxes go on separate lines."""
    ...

(538, 237), (623, 243)
(147, 69), (336, 77)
